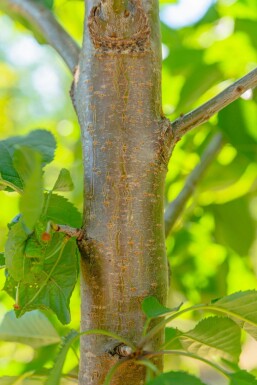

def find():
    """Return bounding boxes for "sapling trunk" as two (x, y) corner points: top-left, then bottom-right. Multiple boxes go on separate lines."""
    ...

(72, 0), (174, 383)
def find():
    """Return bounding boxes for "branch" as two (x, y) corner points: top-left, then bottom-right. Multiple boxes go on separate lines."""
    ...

(1, 0), (80, 73)
(51, 223), (83, 239)
(172, 68), (257, 140)
(165, 133), (224, 237)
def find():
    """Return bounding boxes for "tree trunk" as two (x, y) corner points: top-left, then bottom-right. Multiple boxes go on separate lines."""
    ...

(72, 0), (174, 383)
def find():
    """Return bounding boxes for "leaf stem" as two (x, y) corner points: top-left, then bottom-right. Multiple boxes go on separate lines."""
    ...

(135, 359), (161, 376)
(42, 191), (52, 216)
(142, 318), (151, 336)
(80, 329), (136, 351)
(0, 179), (22, 194)
(139, 302), (257, 348)
(103, 359), (128, 385)
(142, 350), (229, 378)
(44, 240), (64, 260)
(60, 328), (136, 353)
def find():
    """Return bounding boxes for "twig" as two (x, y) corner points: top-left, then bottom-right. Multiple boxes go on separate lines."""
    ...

(172, 67), (257, 140)
(165, 133), (224, 237)
(1, 0), (80, 73)
(52, 223), (83, 239)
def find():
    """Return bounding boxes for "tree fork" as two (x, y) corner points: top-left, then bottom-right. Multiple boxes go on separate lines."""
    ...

(72, 0), (172, 383)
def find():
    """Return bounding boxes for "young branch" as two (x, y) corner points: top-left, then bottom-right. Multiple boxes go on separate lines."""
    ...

(172, 67), (257, 140)
(165, 133), (224, 237)
(51, 223), (83, 239)
(1, 0), (80, 73)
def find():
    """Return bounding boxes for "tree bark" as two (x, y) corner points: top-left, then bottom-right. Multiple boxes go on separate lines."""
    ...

(72, 0), (173, 383)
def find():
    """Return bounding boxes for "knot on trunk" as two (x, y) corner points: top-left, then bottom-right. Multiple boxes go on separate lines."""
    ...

(88, 0), (150, 53)
(153, 118), (175, 169)
(109, 343), (133, 358)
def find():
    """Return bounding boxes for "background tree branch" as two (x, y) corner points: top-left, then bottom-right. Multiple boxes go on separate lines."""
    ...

(172, 67), (257, 140)
(165, 133), (224, 237)
(1, 0), (80, 73)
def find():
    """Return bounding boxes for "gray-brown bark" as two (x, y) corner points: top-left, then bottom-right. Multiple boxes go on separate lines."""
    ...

(72, 0), (173, 383)
(3, 2), (257, 384)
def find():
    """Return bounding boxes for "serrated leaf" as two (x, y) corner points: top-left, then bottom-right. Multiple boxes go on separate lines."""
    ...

(0, 130), (56, 192)
(44, 193), (82, 228)
(210, 291), (257, 340)
(146, 371), (207, 385)
(46, 330), (78, 385)
(180, 317), (241, 363)
(14, 130), (56, 166)
(4, 236), (79, 324)
(142, 297), (182, 319)
(53, 169), (74, 192)
(14, 147), (44, 231)
(165, 327), (182, 350)
(3, 195), (80, 323)
(229, 371), (257, 385)
(0, 310), (60, 348)
(5, 221), (29, 281)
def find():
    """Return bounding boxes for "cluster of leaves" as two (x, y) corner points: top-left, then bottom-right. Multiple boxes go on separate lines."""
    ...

(7, 291), (256, 385)
(0, 130), (81, 324)
(140, 292), (257, 385)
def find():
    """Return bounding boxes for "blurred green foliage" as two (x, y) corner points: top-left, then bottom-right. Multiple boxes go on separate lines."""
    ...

(0, 0), (257, 383)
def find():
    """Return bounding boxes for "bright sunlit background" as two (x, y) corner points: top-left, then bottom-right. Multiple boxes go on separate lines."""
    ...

(0, 0), (257, 383)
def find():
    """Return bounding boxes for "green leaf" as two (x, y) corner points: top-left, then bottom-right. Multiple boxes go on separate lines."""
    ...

(211, 291), (257, 340)
(0, 130), (56, 192)
(142, 297), (182, 319)
(14, 147), (44, 231)
(0, 310), (60, 348)
(146, 371), (207, 385)
(176, 64), (222, 113)
(3, 193), (80, 323)
(0, 141), (23, 190)
(0, 252), (5, 267)
(46, 330), (78, 385)
(212, 197), (255, 256)
(44, 193), (82, 228)
(165, 327), (182, 349)
(53, 169), (74, 192)
(178, 317), (241, 363)
(218, 100), (257, 161)
(229, 371), (257, 385)
(4, 236), (79, 324)
(5, 221), (29, 281)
